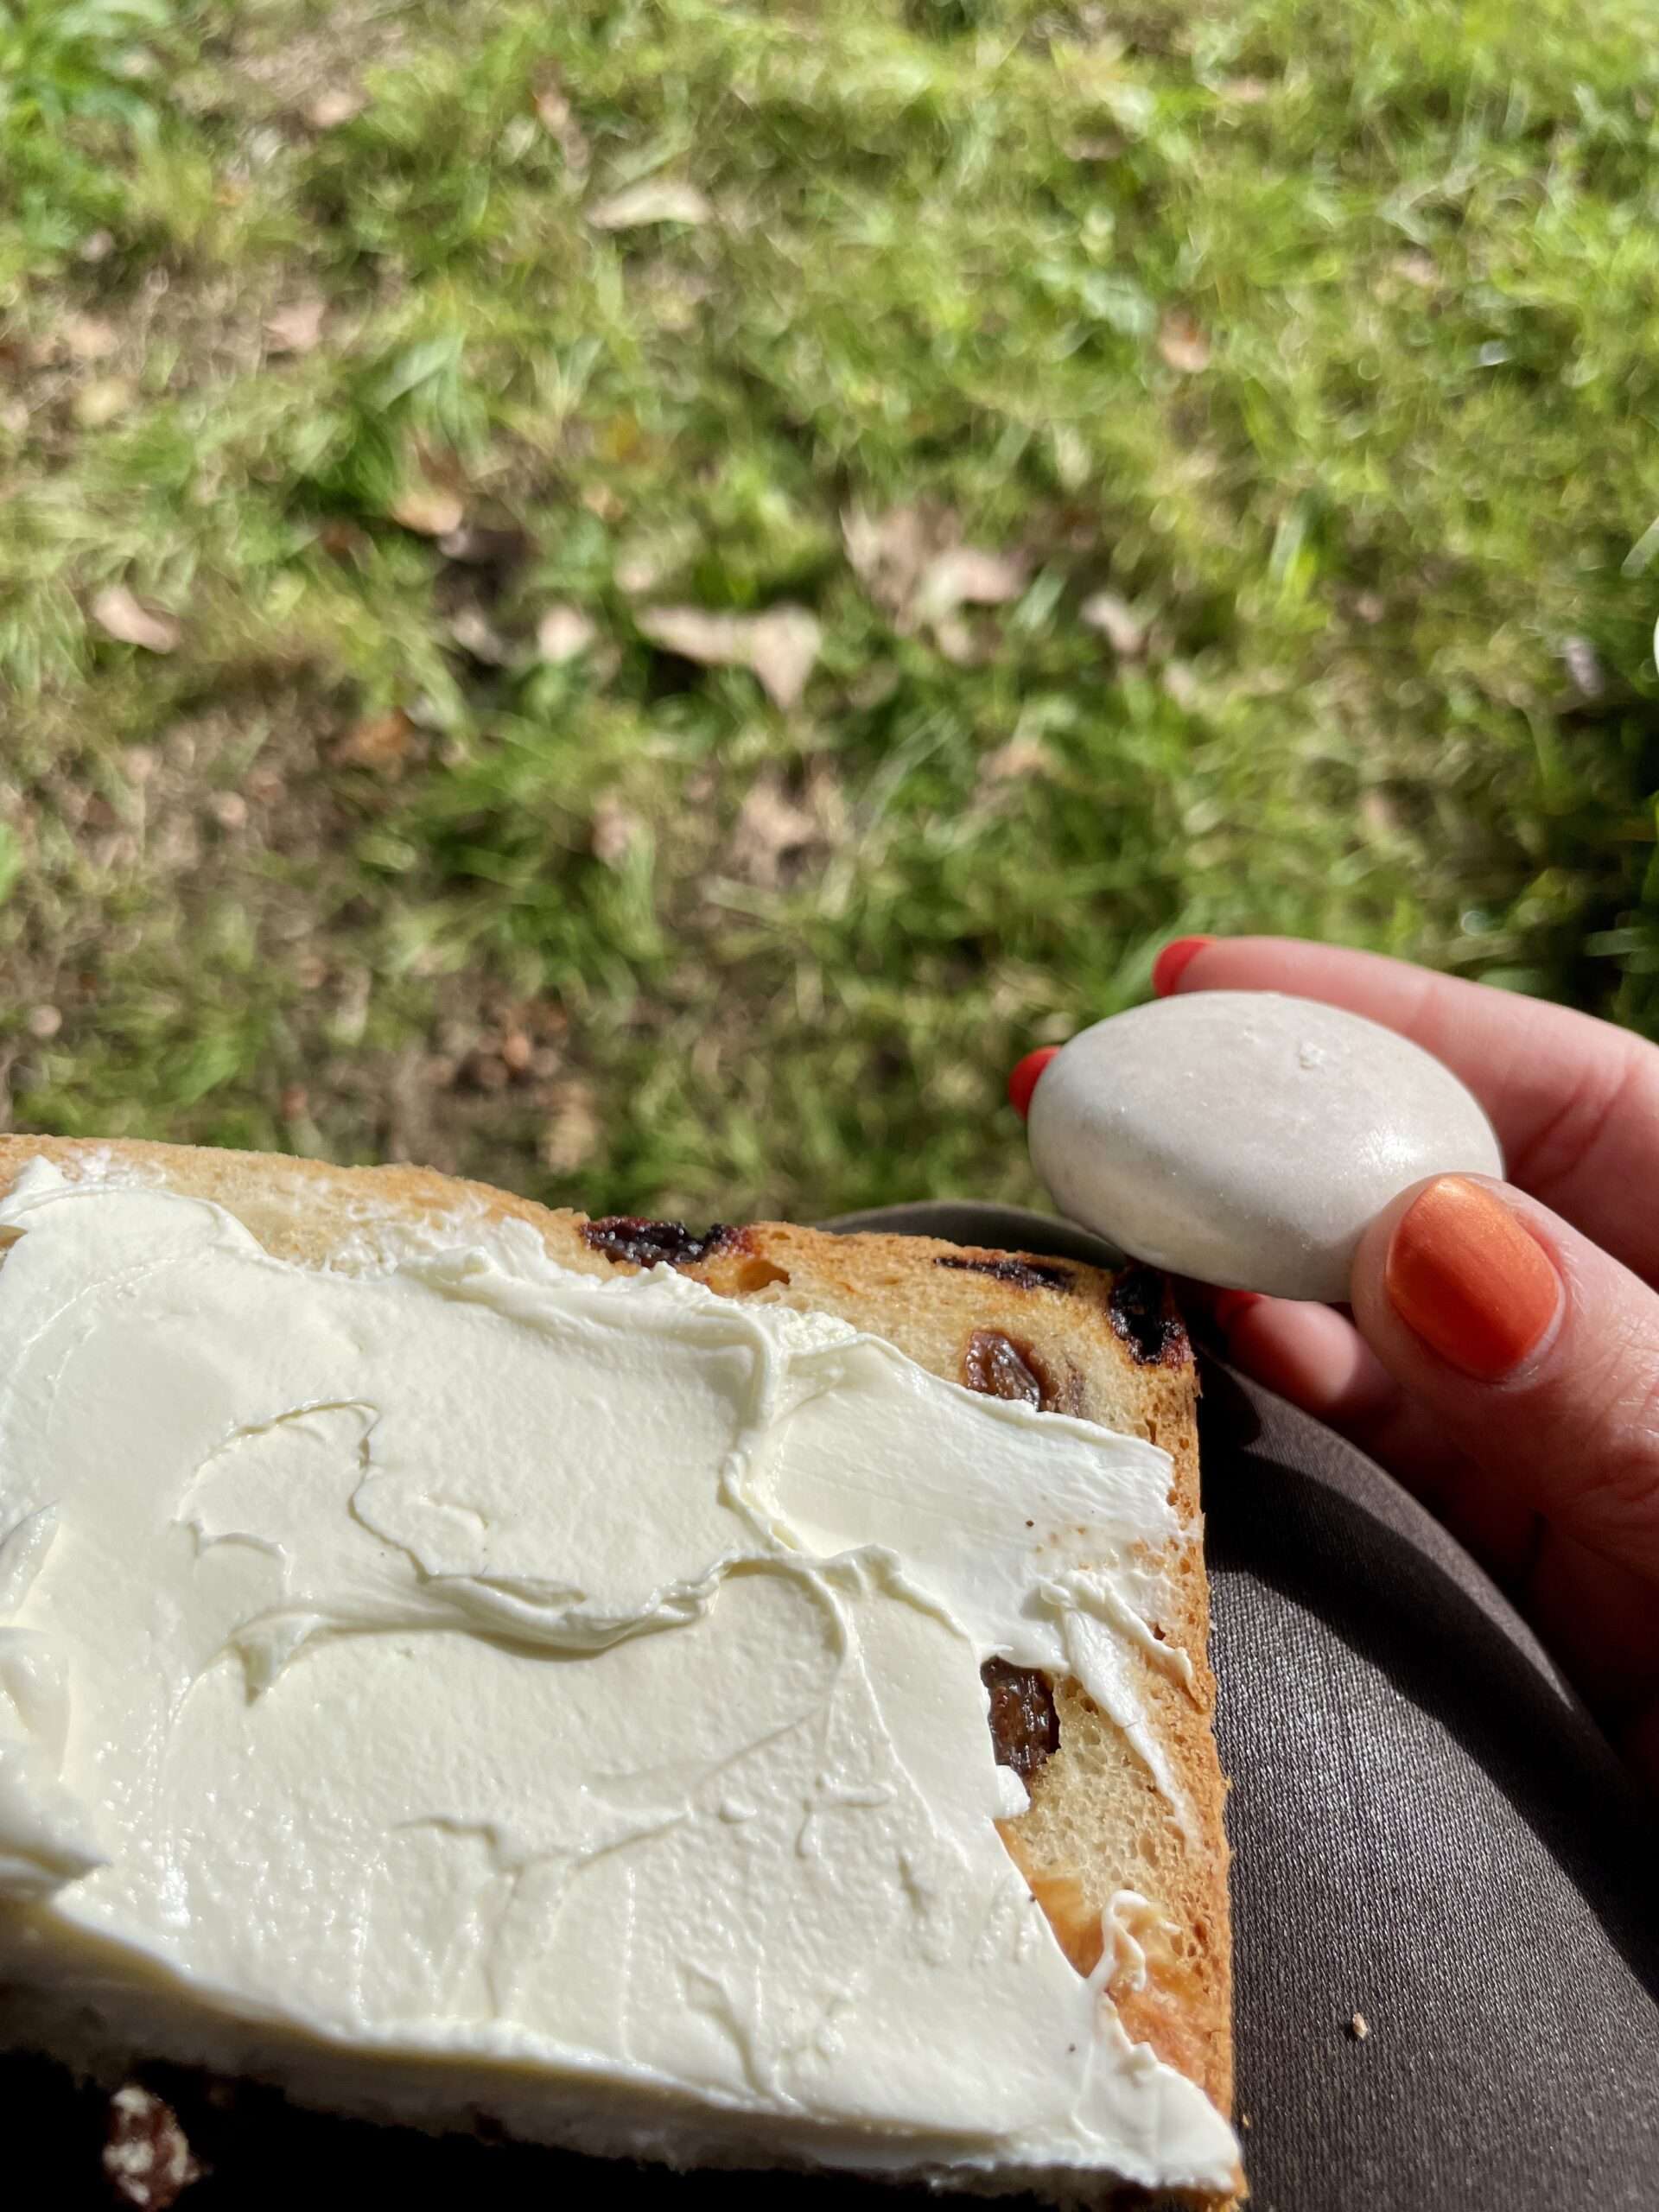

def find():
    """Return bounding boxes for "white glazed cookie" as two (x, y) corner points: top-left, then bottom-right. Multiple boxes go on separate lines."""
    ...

(1028, 990), (1503, 1300)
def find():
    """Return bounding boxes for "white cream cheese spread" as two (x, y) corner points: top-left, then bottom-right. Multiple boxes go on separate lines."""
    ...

(0, 1160), (1237, 2191)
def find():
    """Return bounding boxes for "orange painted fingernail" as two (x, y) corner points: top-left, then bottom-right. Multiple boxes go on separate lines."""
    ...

(1385, 1177), (1560, 1382)
(1007, 1046), (1061, 1119)
(1152, 936), (1214, 997)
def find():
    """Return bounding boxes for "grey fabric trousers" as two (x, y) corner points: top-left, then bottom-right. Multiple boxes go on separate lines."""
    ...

(18, 1204), (1657, 2208)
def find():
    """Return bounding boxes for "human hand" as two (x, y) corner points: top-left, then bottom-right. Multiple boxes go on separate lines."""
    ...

(1150, 936), (1659, 1785)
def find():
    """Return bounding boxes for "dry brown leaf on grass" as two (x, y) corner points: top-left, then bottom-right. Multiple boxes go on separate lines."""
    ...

(842, 503), (931, 620)
(264, 299), (327, 355)
(533, 75), (590, 176)
(614, 548), (667, 594)
(917, 543), (1027, 664)
(333, 709), (415, 771)
(726, 767), (842, 889)
(445, 607), (514, 665)
(972, 734), (1058, 834)
(588, 179), (712, 230)
(63, 314), (119, 362)
(1068, 134), (1124, 163)
(318, 518), (370, 567)
(1560, 635), (1605, 701)
(979, 736), (1056, 785)
(73, 377), (135, 429)
(744, 607), (822, 709)
(915, 544), (1027, 622)
(1079, 589), (1147, 657)
(589, 795), (643, 869)
(637, 604), (821, 709)
(536, 605), (599, 663)
(541, 1081), (601, 1173)
(842, 506), (1025, 639)
(390, 486), (466, 537)
(931, 617), (979, 667)
(306, 86), (365, 130)
(1161, 661), (1201, 709)
(1359, 790), (1402, 840)
(91, 585), (180, 653)
(1157, 311), (1211, 373)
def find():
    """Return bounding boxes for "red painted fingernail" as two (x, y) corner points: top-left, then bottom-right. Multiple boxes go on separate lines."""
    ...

(1007, 1046), (1061, 1119)
(1152, 936), (1215, 997)
(1385, 1177), (1560, 1382)
(1212, 1290), (1262, 1331)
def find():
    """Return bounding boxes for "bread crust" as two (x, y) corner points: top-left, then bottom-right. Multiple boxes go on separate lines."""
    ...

(0, 1136), (1236, 2202)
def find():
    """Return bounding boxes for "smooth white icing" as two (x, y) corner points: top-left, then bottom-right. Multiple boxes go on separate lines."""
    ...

(1029, 991), (1503, 1301)
(0, 1160), (1237, 2192)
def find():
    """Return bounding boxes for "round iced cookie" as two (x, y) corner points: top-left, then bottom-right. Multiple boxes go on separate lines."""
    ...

(1026, 991), (1503, 1301)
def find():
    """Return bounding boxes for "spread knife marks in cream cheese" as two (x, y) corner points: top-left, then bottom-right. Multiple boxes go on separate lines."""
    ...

(0, 1160), (1238, 2192)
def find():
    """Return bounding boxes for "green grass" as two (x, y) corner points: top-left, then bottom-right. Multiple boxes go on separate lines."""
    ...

(3, 0), (1658, 1219)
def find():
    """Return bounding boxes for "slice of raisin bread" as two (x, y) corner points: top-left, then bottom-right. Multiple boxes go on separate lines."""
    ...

(0, 1136), (1234, 2206)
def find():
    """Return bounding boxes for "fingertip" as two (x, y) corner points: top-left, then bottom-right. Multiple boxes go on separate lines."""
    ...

(1007, 1046), (1060, 1120)
(1216, 1292), (1397, 1428)
(1369, 1174), (1563, 1383)
(1151, 935), (1216, 997)
(1349, 1174), (1659, 1597)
